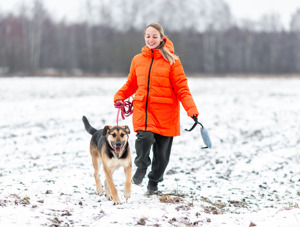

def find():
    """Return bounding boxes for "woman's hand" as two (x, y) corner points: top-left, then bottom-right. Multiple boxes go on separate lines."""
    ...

(187, 107), (199, 118)
(114, 100), (124, 108)
(115, 100), (124, 104)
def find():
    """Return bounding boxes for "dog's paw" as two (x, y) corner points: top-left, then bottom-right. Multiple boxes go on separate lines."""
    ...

(96, 186), (104, 195)
(124, 191), (131, 201)
(105, 194), (113, 201)
(113, 198), (122, 205)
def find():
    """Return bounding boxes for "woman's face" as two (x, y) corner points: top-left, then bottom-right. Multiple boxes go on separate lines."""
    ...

(144, 26), (163, 49)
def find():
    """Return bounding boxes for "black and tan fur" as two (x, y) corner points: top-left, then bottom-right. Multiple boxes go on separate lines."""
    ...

(82, 116), (132, 205)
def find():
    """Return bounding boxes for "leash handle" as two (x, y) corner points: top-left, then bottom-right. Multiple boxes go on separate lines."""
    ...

(185, 116), (203, 131)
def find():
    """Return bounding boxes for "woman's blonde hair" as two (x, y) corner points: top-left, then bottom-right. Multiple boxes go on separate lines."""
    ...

(144, 23), (178, 65)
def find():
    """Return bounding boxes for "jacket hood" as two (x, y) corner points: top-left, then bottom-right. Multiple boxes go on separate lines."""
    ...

(141, 36), (174, 59)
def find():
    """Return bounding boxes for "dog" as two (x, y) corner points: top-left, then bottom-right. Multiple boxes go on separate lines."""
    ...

(82, 116), (132, 205)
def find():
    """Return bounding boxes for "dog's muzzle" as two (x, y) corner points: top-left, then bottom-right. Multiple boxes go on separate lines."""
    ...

(113, 142), (123, 153)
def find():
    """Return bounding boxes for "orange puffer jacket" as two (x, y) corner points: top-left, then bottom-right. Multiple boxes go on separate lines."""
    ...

(114, 37), (199, 136)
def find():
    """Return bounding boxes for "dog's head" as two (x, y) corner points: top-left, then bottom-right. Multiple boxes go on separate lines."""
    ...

(102, 125), (130, 154)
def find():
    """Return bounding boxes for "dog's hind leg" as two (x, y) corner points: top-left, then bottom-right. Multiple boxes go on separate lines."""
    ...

(90, 140), (104, 195)
(94, 158), (104, 195)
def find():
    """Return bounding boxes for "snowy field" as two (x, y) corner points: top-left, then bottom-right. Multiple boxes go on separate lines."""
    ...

(0, 77), (299, 226)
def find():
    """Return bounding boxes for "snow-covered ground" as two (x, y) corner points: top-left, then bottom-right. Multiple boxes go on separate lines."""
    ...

(0, 77), (299, 226)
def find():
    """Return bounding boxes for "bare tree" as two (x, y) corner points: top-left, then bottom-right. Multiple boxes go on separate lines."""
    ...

(1, 15), (25, 73)
(290, 9), (300, 32)
(259, 12), (283, 32)
(82, 0), (94, 72)
(27, 0), (46, 73)
(290, 9), (300, 72)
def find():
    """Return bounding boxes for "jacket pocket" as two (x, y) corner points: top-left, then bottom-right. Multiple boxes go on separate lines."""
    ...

(133, 94), (144, 102)
(151, 96), (174, 104)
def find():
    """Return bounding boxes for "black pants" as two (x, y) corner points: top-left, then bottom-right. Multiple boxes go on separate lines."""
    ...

(134, 131), (173, 183)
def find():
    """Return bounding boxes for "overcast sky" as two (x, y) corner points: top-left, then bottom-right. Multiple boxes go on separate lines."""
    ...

(225, 0), (300, 27)
(1, 0), (300, 29)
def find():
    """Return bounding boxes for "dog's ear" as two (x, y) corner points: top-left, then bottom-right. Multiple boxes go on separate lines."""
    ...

(124, 125), (130, 134)
(102, 126), (111, 136)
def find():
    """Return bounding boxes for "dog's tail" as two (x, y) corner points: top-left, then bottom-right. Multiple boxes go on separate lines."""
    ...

(82, 116), (97, 135)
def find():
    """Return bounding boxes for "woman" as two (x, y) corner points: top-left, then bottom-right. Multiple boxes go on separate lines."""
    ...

(114, 23), (199, 194)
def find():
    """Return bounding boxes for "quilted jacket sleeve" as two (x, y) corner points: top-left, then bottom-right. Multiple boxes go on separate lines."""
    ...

(114, 57), (138, 102)
(170, 59), (199, 117)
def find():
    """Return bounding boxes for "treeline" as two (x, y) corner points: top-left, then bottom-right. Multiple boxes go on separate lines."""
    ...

(1, 0), (300, 76)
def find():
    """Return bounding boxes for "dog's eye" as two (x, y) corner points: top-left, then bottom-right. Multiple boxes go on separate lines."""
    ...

(112, 133), (116, 138)
(120, 133), (125, 137)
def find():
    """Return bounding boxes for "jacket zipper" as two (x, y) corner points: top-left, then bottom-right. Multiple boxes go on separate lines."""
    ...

(145, 51), (154, 131)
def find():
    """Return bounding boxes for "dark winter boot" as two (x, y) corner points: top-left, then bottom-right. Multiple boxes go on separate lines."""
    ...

(132, 167), (147, 185)
(146, 180), (158, 195)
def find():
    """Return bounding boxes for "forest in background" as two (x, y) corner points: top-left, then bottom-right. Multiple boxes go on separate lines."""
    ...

(1, 0), (300, 76)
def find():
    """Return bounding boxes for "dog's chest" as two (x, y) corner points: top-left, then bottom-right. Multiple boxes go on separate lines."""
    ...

(106, 157), (129, 170)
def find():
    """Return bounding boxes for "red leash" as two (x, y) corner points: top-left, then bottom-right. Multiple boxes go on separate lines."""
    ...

(114, 98), (133, 125)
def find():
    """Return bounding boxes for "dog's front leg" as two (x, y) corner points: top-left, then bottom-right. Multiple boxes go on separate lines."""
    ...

(123, 161), (132, 201)
(103, 165), (121, 205)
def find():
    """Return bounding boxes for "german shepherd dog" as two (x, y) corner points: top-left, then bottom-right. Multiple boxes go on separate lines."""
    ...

(82, 116), (132, 205)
